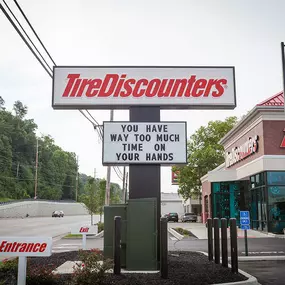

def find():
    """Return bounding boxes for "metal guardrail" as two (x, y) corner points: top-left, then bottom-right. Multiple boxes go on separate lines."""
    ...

(0, 199), (77, 206)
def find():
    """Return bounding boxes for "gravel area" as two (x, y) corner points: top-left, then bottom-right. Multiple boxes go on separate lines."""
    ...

(0, 251), (247, 285)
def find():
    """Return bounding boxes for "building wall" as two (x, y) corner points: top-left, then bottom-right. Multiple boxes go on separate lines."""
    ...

(202, 181), (211, 223)
(225, 121), (264, 170)
(263, 120), (285, 155)
(161, 201), (184, 217)
(0, 201), (89, 218)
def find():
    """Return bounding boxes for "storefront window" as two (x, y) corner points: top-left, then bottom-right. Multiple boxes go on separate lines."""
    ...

(267, 172), (285, 185)
(267, 185), (285, 233)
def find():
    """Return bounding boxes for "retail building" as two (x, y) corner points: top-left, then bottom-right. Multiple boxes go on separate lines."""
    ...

(201, 92), (285, 234)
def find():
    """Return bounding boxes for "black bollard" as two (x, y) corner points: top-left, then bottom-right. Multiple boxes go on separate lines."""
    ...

(160, 217), (168, 279)
(221, 218), (228, 267)
(207, 218), (213, 261)
(213, 218), (220, 264)
(114, 216), (121, 275)
(230, 218), (238, 274)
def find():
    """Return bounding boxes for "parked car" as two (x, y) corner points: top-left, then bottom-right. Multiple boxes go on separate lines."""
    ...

(52, 210), (64, 217)
(164, 212), (179, 222)
(181, 212), (197, 222)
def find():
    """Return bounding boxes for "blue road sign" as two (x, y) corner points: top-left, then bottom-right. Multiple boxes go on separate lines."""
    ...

(240, 218), (250, 225)
(240, 211), (250, 230)
(240, 211), (249, 218)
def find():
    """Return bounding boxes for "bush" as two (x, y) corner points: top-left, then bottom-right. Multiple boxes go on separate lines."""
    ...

(72, 249), (113, 285)
(26, 262), (59, 285)
(97, 222), (104, 233)
(175, 227), (191, 236)
(0, 258), (18, 275)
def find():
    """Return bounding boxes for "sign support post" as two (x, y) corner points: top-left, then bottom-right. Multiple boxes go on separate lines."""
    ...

(82, 234), (87, 250)
(18, 256), (27, 285)
(244, 229), (248, 256)
(129, 106), (161, 262)
(240, 211), (250, 256)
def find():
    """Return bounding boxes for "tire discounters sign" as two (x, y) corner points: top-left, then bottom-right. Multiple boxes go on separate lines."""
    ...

(52, 66), (236, 109)
(0, 237), (52, 257)
(103, 122), (187, 165)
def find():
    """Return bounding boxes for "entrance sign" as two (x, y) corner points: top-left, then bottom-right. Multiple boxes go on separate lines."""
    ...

(52, 66), (236, 110)
(0, 237), (52, 285)
(0, 237), (52, 257)
(240, 211), (250, 230)
(102, 122), (187, 165)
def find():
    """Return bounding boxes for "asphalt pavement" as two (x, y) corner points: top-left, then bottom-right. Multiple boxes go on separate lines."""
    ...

(239, 261), (285, 285)
(0, 215), (100, 238)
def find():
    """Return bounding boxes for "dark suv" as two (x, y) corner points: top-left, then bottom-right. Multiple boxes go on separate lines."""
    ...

(181, 212), (197, 222)
(164, 212), (179, 222)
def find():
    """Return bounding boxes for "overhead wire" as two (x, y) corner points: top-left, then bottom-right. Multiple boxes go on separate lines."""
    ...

(12, 0), (56, 66)
(0, 2), (53, 78)
(0, 2), (123, 182)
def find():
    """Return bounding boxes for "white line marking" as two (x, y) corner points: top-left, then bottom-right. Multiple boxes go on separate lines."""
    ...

(170, 237), (178, 241)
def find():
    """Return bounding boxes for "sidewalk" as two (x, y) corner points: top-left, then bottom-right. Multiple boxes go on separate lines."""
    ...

(173, 222), (275, 239)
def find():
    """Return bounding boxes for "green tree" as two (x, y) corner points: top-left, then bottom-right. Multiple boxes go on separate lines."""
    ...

(174, 116), (238, 200)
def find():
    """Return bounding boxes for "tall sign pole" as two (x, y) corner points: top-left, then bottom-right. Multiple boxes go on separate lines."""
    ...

(122, 166), (126, 203)
(281, 42), (285, 112)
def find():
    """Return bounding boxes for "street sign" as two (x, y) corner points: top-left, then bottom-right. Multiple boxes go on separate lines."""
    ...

(240, 211), (250, 230)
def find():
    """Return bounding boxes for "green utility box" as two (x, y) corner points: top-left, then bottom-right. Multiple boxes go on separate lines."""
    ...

(126, 198), (157, 270)
(103, 204), (127, 267)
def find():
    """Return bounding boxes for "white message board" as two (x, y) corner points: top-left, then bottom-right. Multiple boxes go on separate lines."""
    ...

(71, 225), (98, 235)
(0, 237), (52, 257)
(103, 122), (187, 165)
(52, 66), (236, 110)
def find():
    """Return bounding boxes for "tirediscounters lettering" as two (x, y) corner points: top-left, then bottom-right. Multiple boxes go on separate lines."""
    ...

(103, 122), (187, 165)
(52, 67), (236, 109)
(62, 74), (226, 98)
(225, 136), (259, 168)
(0, 237), (52, 257)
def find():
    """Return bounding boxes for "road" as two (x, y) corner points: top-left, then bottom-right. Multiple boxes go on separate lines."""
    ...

(239, 261), (285, 285)
(0, 215), (100, 238)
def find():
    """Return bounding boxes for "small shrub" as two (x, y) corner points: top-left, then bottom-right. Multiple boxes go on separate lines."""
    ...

(26, 263), (59, 285)
(175, 227), (190, 236)
(0, 258), (18, 275)
(72, 248), (113, 285)
(97, 222), (104, 233)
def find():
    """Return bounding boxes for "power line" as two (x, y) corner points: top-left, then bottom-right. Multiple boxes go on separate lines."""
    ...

(3, 0), (53, 73)
(13, 0), (56, 66)
(0, 3), (53, 78)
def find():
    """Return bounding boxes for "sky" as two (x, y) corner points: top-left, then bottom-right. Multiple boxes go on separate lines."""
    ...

(0, 0), (285, 193)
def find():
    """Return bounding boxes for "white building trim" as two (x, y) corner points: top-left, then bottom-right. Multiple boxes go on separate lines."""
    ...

(204, 155), (285, 182)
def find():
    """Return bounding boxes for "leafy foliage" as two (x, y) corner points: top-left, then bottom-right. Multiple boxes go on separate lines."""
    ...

(174, 116), (238, 200)
(72, 249), (113, 285)
(0, 99), (123, 201)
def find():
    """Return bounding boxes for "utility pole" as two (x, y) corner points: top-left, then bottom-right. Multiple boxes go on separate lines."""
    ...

(34, 138), (39, 199)
(75, 155), (79, 202)
(16, 162), (20, 179)
(105, 109), (114, 205)
(122, 166), (126, 203)
(90, 168), (96, 226)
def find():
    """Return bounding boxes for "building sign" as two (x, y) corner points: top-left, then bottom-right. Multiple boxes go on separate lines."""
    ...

(103, 122), (187, 165)
(172, 170), (179, 185)
(52, 66), (236, 110)
(281, 128), (285, 148)
(0, 237), (52, 257)
(225, 135), (259, 168)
